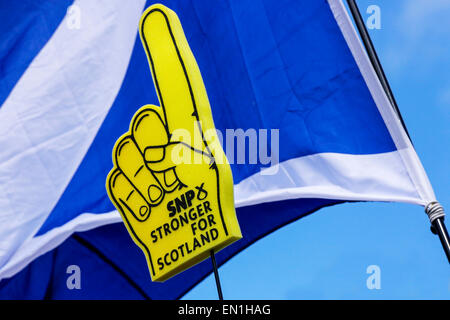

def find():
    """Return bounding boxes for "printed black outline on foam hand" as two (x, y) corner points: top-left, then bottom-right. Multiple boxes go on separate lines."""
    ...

(106, 7), (229, 278)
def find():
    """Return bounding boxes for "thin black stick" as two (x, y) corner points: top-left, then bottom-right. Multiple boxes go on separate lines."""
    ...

(210, 250), (223, 300)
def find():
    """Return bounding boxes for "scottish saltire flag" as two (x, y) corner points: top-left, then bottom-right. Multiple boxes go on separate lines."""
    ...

(0, 0), (436, 299)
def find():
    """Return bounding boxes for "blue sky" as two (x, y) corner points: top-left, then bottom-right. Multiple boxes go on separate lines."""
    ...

(184, 0), (450, 299)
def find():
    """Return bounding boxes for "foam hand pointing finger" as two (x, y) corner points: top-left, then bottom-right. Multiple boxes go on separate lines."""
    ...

(106, 4), (241, 282)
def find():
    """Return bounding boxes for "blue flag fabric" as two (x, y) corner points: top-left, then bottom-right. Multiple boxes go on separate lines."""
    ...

(0, 0), (435, 299)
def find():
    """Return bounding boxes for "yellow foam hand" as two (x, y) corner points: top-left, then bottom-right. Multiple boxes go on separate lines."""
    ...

(106, 4), (242, 282)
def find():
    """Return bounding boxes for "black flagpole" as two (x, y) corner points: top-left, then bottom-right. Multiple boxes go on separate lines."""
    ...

(346, 0), (410, 139)
(210, 250), (224, 300)
(346, 0), (450, 263)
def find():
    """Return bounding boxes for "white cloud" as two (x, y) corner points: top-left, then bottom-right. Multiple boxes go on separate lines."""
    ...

(399, 0), (450, 39)
(378, 0), (450, 73)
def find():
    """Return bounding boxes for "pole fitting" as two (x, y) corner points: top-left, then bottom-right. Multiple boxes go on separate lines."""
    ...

(425, 201), (445, 224)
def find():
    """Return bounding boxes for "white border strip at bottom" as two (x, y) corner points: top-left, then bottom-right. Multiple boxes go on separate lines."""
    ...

(0, 150), (423, 280)
(234, 150), (422, 208)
